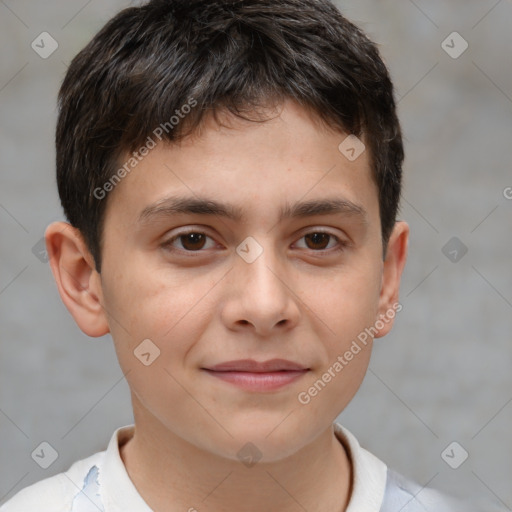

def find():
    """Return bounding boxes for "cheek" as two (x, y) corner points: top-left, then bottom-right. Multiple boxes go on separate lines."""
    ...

(295, 317), (373, 423)
(297, 258), (381, 405)
(100, 269), (202, 415)
(101, 258), (215, 369)
(309, 263), (381, 343)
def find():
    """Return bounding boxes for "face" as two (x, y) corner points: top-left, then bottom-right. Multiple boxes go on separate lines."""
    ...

(52, 99), (407, 463)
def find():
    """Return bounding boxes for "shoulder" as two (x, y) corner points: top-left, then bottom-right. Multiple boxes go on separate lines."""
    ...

(332, 422), (467, 512)
(380, 468), (465, 512)
(0, 450), (105, 512)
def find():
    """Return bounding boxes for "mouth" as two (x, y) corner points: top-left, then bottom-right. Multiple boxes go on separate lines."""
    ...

(201, 359), (310, 392)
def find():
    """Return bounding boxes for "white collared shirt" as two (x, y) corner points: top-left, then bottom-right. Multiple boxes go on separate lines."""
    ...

(0, 422), (464, 512)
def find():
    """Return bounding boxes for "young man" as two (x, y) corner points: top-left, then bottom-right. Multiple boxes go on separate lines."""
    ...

(2, 0), (466, 510)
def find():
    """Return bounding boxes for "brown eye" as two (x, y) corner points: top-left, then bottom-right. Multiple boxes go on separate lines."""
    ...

(303, 232), (332, 250)
(179, 232), (207, 251)
(294, 230), (348, 254)
(163, 231), (216, 252)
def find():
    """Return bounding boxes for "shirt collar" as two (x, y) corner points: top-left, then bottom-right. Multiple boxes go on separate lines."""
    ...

(99, 424), (152, 512)
(333, 422), (388, 512)
(99, 422), (387, 512)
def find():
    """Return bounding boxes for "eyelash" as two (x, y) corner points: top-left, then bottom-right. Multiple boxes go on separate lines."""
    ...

(161, 229), (349, 256)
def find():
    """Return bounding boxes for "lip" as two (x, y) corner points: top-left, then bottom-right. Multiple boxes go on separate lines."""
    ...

(204, 358), (308, 372)
(201, 359), (310, 392)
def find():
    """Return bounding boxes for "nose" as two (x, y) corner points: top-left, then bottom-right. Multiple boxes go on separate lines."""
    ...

(220, 239), (301, 337)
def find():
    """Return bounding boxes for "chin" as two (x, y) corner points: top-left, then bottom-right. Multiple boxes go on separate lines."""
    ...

(214, 420), (311, 464)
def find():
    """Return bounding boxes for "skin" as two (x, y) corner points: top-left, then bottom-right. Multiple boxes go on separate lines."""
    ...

(46, 99), (409, 512)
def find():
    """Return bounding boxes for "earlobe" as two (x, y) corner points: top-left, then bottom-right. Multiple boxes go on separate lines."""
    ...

(374, 221), (409, 339)
(45, 221), (110, 338)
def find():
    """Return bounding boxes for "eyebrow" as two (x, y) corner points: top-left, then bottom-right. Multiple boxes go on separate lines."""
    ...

(138, 195), (368, 225)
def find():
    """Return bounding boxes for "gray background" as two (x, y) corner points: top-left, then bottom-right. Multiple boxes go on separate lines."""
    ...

(1, 0), (511, 509)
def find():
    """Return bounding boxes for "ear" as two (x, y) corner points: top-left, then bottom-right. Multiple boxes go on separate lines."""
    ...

(45, 221), (110, 337)
(374, 221), (409, 338)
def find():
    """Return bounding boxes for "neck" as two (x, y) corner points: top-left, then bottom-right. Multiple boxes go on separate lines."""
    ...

(120, 400), (352, 512)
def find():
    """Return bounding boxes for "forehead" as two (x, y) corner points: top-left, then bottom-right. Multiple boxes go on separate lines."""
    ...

(103, 100), (379, 228)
